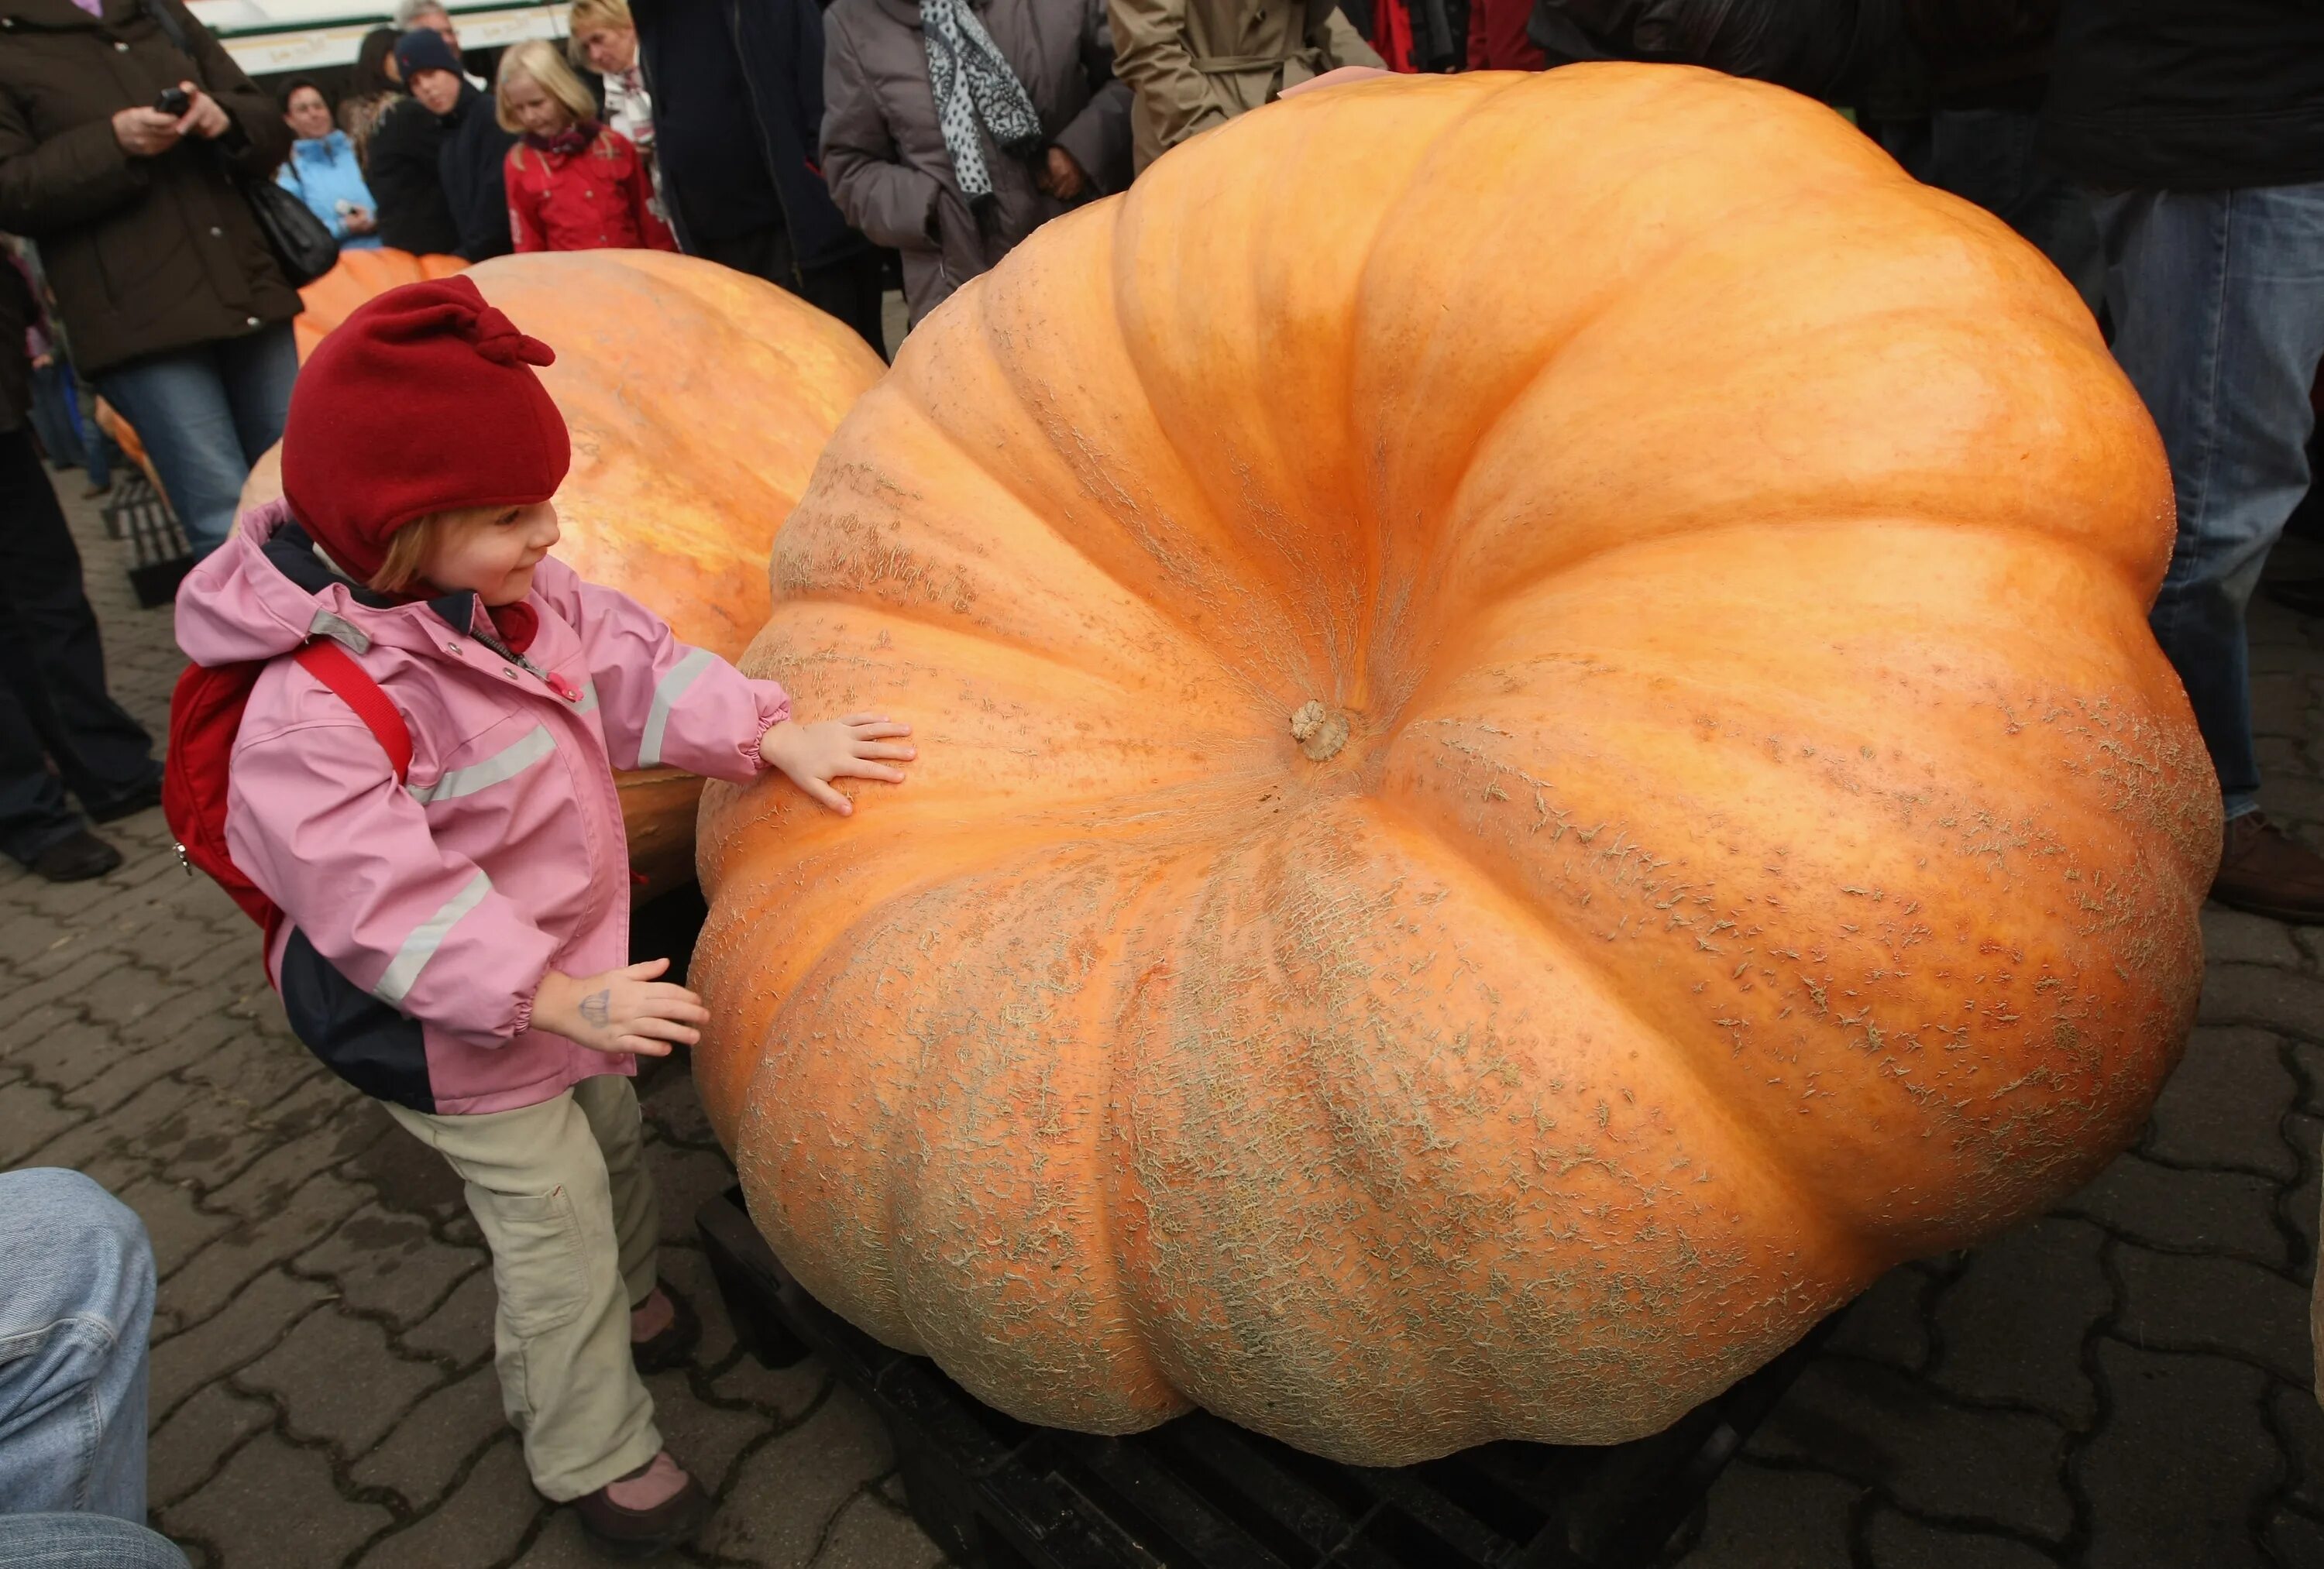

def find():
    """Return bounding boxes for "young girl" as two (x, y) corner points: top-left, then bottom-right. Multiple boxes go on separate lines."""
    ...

(496, 39), (674, 254)
(173, 279), (911, 1557)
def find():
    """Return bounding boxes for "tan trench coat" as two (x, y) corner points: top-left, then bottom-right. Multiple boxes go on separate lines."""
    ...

(1106, 0), (1380, 171)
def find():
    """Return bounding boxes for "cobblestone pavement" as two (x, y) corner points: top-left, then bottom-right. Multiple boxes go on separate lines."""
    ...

(2, 474), (2322, 1569)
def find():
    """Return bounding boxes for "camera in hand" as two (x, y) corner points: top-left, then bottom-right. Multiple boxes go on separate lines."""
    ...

(154, 86), (191, 116)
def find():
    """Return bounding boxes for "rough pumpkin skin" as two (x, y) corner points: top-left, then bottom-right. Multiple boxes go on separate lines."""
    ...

(691, 66), (2219, 1465)
(241, 249), (885, 894)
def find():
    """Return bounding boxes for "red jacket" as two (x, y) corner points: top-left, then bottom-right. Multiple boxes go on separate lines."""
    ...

(504, 125), (676, 254)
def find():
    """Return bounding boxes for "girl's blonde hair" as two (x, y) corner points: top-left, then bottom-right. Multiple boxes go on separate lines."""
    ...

(494, 39), (597, 133)
(565, 0), (634, 65)
(368, 514), (448, 595)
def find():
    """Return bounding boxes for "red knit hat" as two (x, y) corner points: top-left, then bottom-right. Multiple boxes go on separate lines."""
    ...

(280, 276), (569, 583)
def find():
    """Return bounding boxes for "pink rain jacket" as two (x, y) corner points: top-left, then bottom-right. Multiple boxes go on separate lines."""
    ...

(174, 500), (790, 1114)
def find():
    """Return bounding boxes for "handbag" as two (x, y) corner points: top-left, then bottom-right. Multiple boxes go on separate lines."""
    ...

(137, 0), (339, 287)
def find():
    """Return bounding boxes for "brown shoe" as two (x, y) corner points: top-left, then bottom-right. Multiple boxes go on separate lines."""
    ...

(572, 1451), (711, 1559)
(630, 1283), (700, 1375)
(2210, 812), (2324, 925)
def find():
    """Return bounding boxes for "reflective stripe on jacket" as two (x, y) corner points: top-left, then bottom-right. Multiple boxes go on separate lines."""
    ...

(174, 499), (792, 1114)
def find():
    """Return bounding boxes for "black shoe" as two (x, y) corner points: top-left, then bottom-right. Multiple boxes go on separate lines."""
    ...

(572, 1453), (712, 1559)
(630, 1283), (701, 1375)
(84, 774), (163, 824)
(29, 830), (122, 882)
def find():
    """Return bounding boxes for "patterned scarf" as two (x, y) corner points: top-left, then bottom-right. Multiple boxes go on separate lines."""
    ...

(523, 119), (601, 158)
(920, 0), (1042, 205)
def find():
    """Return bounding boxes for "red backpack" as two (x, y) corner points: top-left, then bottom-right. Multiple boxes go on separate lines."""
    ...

(163, 640), (412, 977)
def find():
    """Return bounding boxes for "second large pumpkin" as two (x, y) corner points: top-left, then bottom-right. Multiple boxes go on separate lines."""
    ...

(243, 249), (885, 892)
(693, 67), (2217, 1464)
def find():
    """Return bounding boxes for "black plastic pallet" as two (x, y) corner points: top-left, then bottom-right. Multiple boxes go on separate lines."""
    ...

(102, 471), (194, 609)
(698, 1187), (1835, 1569)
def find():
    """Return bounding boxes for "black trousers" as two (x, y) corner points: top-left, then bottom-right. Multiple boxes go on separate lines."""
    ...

(0, 426), (159, 863)
(691, 226), (889, 359)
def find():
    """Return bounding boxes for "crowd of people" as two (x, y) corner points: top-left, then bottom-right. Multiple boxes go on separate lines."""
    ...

(0, 0), (2319, 1562)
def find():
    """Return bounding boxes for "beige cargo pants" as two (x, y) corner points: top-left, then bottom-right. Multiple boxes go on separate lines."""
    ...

(387, 1073), (662, 1501)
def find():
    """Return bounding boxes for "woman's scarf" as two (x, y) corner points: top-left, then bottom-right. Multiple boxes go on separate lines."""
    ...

(523, 118), (602, 158)
(920, 0), (1042, 204)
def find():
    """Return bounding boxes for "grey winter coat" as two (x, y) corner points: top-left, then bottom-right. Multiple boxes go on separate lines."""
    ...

(822, 0), (1131, 325)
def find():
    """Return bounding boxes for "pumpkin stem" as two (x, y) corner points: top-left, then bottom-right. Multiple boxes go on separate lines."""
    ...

(1290, 699), (1350, 762)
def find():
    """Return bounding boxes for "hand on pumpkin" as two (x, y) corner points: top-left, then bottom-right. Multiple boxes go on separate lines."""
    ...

(535, 959), (707, 1057)
(758, 713), (915, 815)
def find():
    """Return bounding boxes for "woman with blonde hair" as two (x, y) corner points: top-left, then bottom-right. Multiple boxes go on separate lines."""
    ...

(496, 39), (675, 252)
(566, 0), (660, 208)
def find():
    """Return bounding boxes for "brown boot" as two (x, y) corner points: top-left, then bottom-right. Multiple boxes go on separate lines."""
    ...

(2211, 812), (2324, 925)
(571, 1451), (712, 1559)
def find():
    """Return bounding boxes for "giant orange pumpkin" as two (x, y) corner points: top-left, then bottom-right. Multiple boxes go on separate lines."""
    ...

(692, 66), (2218, 1465)
(244, 249), (885, 892)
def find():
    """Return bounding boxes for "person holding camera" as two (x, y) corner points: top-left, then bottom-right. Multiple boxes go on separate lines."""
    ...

(0, 0), (298, 560)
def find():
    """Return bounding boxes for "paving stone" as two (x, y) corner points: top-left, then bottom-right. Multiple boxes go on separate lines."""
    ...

(2251, 672), (2315, 740)
(642, 1063), (720, 1148)
(341, 1109), (467, 1221)
(298, 1200), (488, 1329)
(2274, 1383), (2324, 1517)
(401, 1262), (497, 1368)
(1827, 1261), (1934, 1372)
(163, 1169), (373, 1327)
(2288, 1114), (2322, 1273)
(146, 1381), (277, 1508)
(706, 1345), (832, 1419)
(651, 1142), (741, 1249)
(115, 1171), (235, 1278)
(353, 1434), (544, 1569)
(2078, 1341), (2275, 1569)
(0, 1076), (91, 1166)
(2202, 908), (2307, 970)
(2143, 1028), (2302, 1179)
(160, 1428), (394, 1569)
(174, 1027), (324, 1121)
(201, 1093), (390, 1229)
(1679, 1459), (1861, 1569)
(4, 942), (137, 1017)
(505, 1509), (600, 1567)
(150, 1268), (335, 1418)
(9, 1009), (137, 1094)
(63, 1015), (246, 1124)
(645, 1365), (781, 1488)
(235, 1303), (445, 1457)
(1928, 1217), (2109, 1427)
(697, 1389), (893, 1567)
(2061, 1153), (2288, 1267)
(812, 1486), (943, 1569)
(2115, 1245), (2310, 1386)
(351, 1364), (509, 1512)
(2202, 963), (2324, 1039)
(1746, 1358), (2071, 1542)
(25, 1069), (198, 1172)
(1862, 1505), (2058, 1569)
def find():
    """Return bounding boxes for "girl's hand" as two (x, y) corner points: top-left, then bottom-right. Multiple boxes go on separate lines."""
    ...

(758, 713), (915, 815)
(534, 959), (706, 1056)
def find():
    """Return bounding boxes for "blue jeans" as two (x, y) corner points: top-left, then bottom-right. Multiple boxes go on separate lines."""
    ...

(93, 324), (297, 558)
(0, 1514), (187, 1568)
(0, 1169), (157, 1523)
(2093, 183), (2324, 821)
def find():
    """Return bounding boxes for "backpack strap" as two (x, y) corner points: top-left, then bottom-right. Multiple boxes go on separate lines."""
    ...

(294, 639), (413, 784)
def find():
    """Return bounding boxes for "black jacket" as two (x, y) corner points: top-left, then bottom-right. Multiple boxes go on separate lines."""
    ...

(1526, 0), (1899, 105)
(366, 94), (460, 255)
(633, 0), (868, 276)
(0, 0), (297, 374)
(2043, 0), (2324, 190)
(438, 82), (516, 262)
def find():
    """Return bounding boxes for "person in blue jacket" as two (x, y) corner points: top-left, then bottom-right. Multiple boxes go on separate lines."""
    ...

(276, 79), (383, 250)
